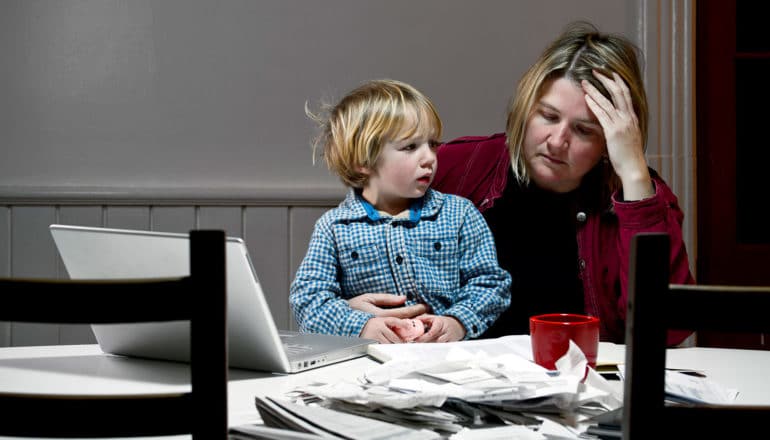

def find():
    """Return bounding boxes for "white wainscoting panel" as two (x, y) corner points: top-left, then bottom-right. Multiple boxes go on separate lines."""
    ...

(0, 202), (336, 347)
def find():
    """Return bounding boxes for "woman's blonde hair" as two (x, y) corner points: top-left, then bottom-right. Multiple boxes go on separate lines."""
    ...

(506, 22), (648, 201)
(308, 79), (442, 188)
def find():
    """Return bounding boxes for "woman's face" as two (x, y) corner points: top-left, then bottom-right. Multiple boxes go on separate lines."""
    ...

(523, 77), (606, 193)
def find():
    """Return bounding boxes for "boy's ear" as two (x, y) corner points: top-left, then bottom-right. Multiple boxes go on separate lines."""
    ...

(356, 165), (372, 176)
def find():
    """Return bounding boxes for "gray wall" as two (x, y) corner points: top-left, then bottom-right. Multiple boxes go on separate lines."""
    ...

(0, 0), (642, 346)
(0, 0), (632, 198)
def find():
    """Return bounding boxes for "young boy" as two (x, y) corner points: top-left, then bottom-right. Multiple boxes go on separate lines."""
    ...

(290, 79), (511, 344)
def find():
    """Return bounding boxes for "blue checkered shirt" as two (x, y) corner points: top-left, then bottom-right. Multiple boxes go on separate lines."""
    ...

(290, 188), (511, 339)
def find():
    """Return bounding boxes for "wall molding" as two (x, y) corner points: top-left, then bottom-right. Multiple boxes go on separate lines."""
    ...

(635, 0), (697, 275)
(0, 184), (347, 206)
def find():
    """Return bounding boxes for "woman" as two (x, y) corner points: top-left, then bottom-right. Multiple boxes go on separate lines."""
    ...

(350, 22), (693, 345)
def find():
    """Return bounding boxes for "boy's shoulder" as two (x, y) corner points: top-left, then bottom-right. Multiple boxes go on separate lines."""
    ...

(315, 190), (366, 225)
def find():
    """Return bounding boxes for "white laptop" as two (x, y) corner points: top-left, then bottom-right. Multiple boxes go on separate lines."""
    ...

(49, 224), (376, 373)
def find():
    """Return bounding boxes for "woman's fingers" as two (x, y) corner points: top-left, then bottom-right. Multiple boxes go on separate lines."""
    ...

(349, 293), (406, 315)
(612, 72), (635, 118)
(378, 303), (429, 318)
(366, 293), (407, 306)
(583, 89), (612, 129)
(582, 71), (641, 138)
(582, 79), (615, 123)
(591, 70), (630, 114)
(348, 293), (431, 319)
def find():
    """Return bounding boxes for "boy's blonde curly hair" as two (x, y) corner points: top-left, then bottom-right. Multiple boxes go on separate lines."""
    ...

(307, 79), (442, 188)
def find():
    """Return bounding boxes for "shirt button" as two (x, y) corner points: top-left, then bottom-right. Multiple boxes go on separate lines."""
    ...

(351, 251), (358, 260)
(396, 255), (404, 265)
(472, 324), (478, 333)
(434, 242), (442, 251)
(576, 212), (587, 223)
(578, 259), (587, 270)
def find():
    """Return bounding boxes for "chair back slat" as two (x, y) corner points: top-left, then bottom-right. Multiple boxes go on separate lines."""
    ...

(0, 229), (228, 439)
(0, 278), (192, 323)
(623, 232), (770, 439)
(623, 232), (669, 439)
(667, 285), (770, 333)
(190, 229), (229, 438)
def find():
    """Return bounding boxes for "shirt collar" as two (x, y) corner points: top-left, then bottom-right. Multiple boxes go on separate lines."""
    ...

(356, 191), (424, 223)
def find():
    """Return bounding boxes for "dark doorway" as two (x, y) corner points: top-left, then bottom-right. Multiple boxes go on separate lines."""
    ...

(696, 1), (770, 349)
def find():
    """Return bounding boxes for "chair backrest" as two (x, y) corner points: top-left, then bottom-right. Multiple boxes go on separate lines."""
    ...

(623, 232), (770, 439)
(0, 229), (228, 439)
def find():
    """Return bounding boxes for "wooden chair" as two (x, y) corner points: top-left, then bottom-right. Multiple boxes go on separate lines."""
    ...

(623, 232), (770, 439)
(0, 229), (228, 439)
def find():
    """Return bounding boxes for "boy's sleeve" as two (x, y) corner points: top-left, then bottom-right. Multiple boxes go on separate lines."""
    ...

(444, 199), (512, 339)
(289, 217), (374, 336)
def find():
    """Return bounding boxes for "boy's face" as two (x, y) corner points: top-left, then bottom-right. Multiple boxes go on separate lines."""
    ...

(360, 123), (438, 215)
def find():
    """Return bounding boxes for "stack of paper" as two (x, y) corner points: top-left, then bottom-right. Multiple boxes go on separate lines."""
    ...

(582, 366), (739, 439)
(235, 336), (742, 439)
(249, 396), (441, 439)
(280, 337), (622, 438)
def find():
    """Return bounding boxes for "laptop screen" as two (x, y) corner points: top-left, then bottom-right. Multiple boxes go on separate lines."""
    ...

(49, 224), (374, 373)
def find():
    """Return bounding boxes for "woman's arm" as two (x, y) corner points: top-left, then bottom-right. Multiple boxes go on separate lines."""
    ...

(583, 71), (654, 201)
(613, 174), (695, 346)
(583, 70), (693, 345)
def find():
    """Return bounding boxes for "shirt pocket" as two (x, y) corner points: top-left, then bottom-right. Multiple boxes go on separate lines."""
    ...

(409, 234), (460, 302)
(338, 243), (389, 296)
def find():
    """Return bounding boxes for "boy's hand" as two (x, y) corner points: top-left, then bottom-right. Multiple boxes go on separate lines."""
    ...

(392, 318), (425, 342)
(360, 317), (415, 343)
(413, 315), (466, 343)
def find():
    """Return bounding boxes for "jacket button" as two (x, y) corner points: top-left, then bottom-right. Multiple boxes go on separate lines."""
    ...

(434, 242), (442, 251)
(396, 255), (403, 265)
(578, 259), (586, 270)
(576, 212), (587, 223)
(351, 251), (358, 260)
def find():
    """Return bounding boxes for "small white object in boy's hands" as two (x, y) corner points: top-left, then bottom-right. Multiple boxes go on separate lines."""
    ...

(391, 319), (425, 342)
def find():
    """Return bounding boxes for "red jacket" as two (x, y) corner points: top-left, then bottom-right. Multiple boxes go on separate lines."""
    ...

(433, 133), (694, 345)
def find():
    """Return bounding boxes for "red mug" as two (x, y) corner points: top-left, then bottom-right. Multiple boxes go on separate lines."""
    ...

(529, 313), (600, 370)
